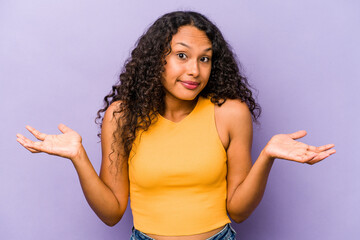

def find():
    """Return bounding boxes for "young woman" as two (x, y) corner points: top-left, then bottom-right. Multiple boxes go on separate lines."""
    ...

(16, 11), (336, 240)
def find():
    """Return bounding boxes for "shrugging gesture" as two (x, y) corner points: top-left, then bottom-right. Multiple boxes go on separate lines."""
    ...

(14, 11), (338, 238)
(17, 120), (128, 226)
(16, 124), (82, 160)
(263, 130), (336, 164)
(225, 100), (336, 223)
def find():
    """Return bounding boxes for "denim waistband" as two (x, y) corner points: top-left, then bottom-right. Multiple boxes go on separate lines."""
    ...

(130, 223), (236, 240)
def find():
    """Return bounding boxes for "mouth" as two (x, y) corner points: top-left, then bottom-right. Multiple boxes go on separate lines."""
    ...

(179, 80), (200, 90)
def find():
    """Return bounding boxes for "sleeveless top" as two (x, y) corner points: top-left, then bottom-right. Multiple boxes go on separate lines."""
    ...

(128, 96), (230, 236)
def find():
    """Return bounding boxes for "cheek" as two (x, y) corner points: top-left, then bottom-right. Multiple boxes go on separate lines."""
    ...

(163, 61), (183, 79)
(202, 66), (212, 80)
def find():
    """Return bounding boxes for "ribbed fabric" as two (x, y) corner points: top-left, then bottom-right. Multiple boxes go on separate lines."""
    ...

(129, 96), (230, 236)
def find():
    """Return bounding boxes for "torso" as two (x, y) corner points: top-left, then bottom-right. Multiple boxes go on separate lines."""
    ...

(138, 98), (234, 240)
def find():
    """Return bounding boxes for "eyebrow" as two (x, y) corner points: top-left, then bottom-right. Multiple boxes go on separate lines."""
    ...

(174, 42), (212, 52)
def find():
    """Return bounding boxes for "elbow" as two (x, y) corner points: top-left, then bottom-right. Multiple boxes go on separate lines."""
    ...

(231, 215), (249, 224)
(227, 200), (258, 223)
(104, 221), (119, 227)
(228, 210), (252, 224)
(99, 204), (127, 227)
(99, 210), (124, 227)
(102, 216), (122, 227)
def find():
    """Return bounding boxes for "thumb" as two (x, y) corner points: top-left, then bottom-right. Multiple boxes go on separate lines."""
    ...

(288, 130), (307, 140)
(58, 123), (73, 134)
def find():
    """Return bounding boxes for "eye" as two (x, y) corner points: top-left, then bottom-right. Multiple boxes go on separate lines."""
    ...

(200, 56), (210, 63)
(177, 53), (187, 60)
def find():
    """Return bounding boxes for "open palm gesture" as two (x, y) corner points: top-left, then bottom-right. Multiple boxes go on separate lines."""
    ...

(264, 130), (336, 165)
(16, 124), (82, 160)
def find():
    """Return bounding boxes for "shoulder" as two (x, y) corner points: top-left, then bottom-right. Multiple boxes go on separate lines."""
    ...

(215, 98), (250, 115)
(103, 101), (123, 123)
(215, 99), (252, 133)
(102, 101), (124, 147)
(214, 98), (252, 149)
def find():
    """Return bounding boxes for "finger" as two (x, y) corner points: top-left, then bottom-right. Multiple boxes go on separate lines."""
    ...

(24, 145), (41, 153)
(307, 149), (336, 165)
(25, 125), (47, 141)
(17, 134), (34, 146)
(28, 141), (48, 152)
(16, 133), (27, 140)
(288, 130), (307, 140)
(16, 137), (41, 153)
(17, 134), (42, 151)
(58, 123), (73, 134)
(17, 134), (47, 153)
(307, 144), (335, 153)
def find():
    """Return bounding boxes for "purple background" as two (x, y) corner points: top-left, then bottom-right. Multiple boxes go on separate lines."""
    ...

(1, 0), (359, 239)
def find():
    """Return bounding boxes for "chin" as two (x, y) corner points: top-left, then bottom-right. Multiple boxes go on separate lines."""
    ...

(165, 93), (198, 103)
(178, 91), (202, 101)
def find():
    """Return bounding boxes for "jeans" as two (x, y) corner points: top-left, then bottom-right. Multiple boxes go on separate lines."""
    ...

(130, 223), (237, 240)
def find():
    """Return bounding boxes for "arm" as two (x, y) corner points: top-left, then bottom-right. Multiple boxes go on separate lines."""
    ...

(16, 103), (128, 226)
(220, 100), (336, 223)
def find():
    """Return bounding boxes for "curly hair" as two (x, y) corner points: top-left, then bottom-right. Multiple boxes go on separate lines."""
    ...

(96, 11), (261, 171)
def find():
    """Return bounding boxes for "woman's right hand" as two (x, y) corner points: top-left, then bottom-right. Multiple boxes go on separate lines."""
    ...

(16, 124), (83, 161)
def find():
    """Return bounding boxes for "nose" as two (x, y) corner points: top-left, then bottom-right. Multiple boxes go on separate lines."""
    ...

(186, 59), (200, 77)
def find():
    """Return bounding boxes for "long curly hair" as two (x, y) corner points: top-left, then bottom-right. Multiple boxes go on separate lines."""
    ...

(96, 11), (261, 170)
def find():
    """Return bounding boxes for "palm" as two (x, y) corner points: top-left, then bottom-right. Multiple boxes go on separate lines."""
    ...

(265, 130), (335, 164)
(38, 131), (81, 158)
(17, 124), (82, 160)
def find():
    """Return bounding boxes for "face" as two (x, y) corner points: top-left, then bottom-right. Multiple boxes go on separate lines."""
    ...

(162, 25), (213, 102)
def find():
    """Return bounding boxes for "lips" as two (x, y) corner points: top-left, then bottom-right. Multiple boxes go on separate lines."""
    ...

(180, 81), (200, 90)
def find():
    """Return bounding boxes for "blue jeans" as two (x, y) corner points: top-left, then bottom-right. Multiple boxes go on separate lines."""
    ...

(130, 223), (237, 240)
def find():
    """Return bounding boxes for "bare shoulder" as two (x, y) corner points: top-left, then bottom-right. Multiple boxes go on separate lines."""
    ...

(101, 100), (125, 158)
(214, 99), (252, 150)
(101, 100), (127, 175)
(103, 101), (123, 123)
(217, 98), (250, 115)
(215, 99), (252, 134)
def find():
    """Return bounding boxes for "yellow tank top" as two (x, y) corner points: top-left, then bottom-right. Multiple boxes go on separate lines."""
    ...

(129, 96), (230, 236)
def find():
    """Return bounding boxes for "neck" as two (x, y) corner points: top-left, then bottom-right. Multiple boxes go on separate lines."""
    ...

(161, 95), (199, 122)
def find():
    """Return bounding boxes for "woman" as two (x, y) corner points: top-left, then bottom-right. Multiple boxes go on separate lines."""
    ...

(16, 11), (335, 240)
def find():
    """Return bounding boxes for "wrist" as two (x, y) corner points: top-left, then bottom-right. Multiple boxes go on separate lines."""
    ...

(260, 146), (275, 163)
(71, 144), (86, 163)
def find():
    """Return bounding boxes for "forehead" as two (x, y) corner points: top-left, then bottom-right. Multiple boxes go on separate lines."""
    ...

(171, 26), (212, 48)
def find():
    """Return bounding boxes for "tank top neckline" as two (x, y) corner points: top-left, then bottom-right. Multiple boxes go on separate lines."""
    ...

(158, 97), (203, 125)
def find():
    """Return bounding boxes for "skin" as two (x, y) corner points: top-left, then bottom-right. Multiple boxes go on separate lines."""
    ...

(160, 26), (212, 121)
(16, 26), (336, 240)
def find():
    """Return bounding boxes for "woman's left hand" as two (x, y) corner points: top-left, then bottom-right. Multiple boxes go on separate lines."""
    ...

(263, 130), (336, 165)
